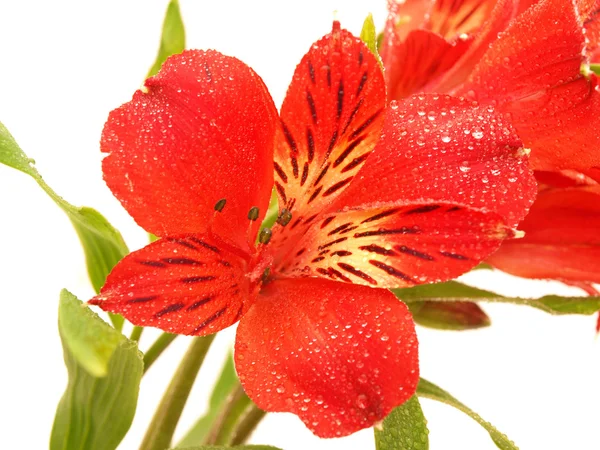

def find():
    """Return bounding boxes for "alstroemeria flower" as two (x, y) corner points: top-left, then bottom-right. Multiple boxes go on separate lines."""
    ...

(487, 176), (600, 284)
(383, 0), (600, 171)
(90, 24), (535, 437)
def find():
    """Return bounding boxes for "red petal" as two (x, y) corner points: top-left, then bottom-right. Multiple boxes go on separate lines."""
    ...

(432, 0), (518, 92)
(580, 0), (600, 59)
(272, 22), (386, 224)
(89, 234), (255, 335)
(457, 0), (600, 170)
(101, 50), (278, 251)
(487, 186), (600, 283)
(385, 0), (434, 40)
(382, 29), (472, 100)
(535, 169), (599, 188)
(276, 202), (516, 288)
(235, 277), (419, 438)
(332, 94), (536, 227)
(426, 0), (500, 38)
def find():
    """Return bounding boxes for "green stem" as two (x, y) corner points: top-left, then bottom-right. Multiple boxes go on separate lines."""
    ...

(139, 335), (216, 450)
(230, 402), (267, 445)
(143, 332), (177, 374)
(205, 384), (251, 445)
(130, 326), (144, 342)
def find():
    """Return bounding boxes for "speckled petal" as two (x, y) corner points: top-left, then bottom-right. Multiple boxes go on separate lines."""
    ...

(235, 277), (419, 438)
(101, 50), (278, 252)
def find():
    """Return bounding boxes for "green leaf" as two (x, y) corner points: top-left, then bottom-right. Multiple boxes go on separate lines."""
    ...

(171, 446), (282, 450)
(374, 395), (429, 450)
(408, 301), (491, 331)
(417, 378), (518, 450)
(394, 281), (600, 316)
(147, 0), (186, 78)
(360, 14), (378, 57)
(0, 121), (129, 329)
(51, 290), (143, 450)
(58, 290), (123, 377)
(0, 121), (37, 176)
(177, 355), (240, 446)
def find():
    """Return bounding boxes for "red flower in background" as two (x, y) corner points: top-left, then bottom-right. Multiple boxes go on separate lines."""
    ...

(382, 0), (600, 171)
(90, 23), (535, 436)
(382, 0), (600, 299)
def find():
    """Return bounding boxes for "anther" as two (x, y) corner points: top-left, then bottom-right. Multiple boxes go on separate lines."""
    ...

(276, 208), (293, 226)
(258, 228), (272, 245)
(214, 198), (227, 212)
(248, 206), (260, 221)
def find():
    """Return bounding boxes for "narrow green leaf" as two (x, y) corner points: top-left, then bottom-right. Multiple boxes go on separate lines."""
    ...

(171, 446), (282, 450)
(0, 121), (129, 329)
(394, 281), (600, 316)
(374, 395), (429, 450)
(0, 121), (37, 176)
(178, 355), (239, 446)
(51, 290), (143, 450)
(58, 290), (123, 377)
(408, 301), (491, 331)
(360, 13), (383, 69)
(147, 0), (186, 78)
(417, 378), (518, 450)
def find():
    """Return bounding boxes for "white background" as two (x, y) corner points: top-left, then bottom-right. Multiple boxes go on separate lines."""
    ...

(0, 1), (598, 449)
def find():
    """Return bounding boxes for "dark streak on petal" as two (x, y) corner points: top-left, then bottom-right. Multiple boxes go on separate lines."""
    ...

(312, 256), (325, 263)
(291, 217), (303, 230)
(181, 276), (217, 283)
(342, 99), (363, 136)
(274, 162), (288, 183)
(306, 90), (318, 124)
(296, 248), (306, 257)
(356, 71), (368, 97)
(188, 237), (220, 253)
(187, 296), (215, 311)
(328, 267), (352, 282)
(337, 79), (344, 120)
(354, 226), (421, 238)
(306, 128), (315, 163)
(359, 244), (395, 256)
(369, 260), (413, 282)
(314, 164), (330, 187)
(337, 262), (378, 285)
(275, 181), (287, 205)
(361, 208), (401, 223)
(318, 237), (348, 250)
(331, 250), (352, 257)
(333, 137), (364, 168)
(166, 237), (198, 250)
(138, 260), (166, 268)
(341, 151), (371, 173)
(396, 245), (434, 261)
(321, 216), (335, 229)
(351, 109), (383, 139)
(291, 156), (299, 178)
(281, 120), (298, 153)
(301, 162), (309, 186)
(155, 302), (185, 317)
(327, 222), (353, 236)
(440, 251), (469, 260)
(192, 306), (228, 334)
(308, 186), (323, 204)
(128, 295), (159, 304)
(405, 205), (441, 215)
(322, 177), (353, 197)
(161, 257), (203, 266)
(308, 59), (316, 84)
(204, 61), (212, 81)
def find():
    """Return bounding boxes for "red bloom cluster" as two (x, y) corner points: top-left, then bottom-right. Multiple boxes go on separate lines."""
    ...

(382, 0), (600, 290)
(90, 0), (599, 438)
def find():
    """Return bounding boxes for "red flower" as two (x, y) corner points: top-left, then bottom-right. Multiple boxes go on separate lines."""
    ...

(382, 0), (600, 171)
(90, 23), (535, 437)
(487, 179), (600, 284)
